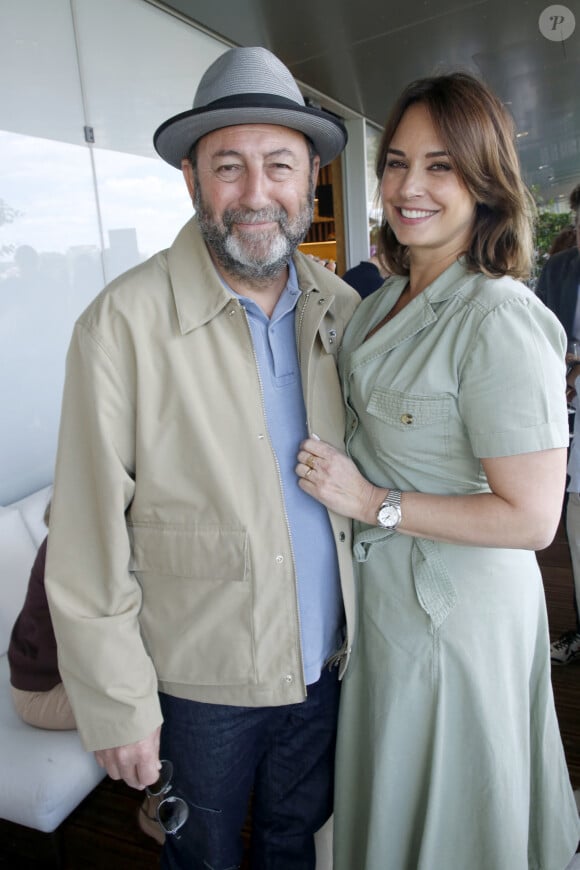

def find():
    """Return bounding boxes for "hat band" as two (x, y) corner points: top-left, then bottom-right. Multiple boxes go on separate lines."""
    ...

(194, 92), (314, 115)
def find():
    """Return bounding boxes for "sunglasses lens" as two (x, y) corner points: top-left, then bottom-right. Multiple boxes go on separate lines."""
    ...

(147, 759), (173, 797)
(158, 795), (189, 834)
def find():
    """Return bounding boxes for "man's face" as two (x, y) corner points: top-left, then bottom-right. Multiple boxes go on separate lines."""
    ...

(182, 124), (319, 281)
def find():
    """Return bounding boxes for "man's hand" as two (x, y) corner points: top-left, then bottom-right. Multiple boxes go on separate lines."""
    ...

(94, 725), (162, 790)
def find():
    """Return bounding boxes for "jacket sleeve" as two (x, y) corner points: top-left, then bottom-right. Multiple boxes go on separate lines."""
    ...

(45, 321), (162, 751)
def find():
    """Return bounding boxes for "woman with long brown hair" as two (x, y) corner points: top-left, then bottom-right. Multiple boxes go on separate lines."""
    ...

(297, 72), (580, 868)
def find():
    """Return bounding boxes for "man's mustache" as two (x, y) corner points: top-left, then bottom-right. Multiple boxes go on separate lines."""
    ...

(222, 206), (289, 229)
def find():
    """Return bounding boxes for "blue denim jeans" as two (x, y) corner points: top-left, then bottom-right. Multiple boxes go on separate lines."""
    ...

(158, 666), (340, 870)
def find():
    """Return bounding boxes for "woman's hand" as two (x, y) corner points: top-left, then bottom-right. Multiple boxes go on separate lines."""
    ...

(296, 437), (383, 524)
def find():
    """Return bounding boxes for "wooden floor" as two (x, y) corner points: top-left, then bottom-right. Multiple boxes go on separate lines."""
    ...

(1, 525), (579, 869)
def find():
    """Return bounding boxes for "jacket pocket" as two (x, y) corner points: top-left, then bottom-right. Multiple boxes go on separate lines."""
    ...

(128, 523), (256, 686)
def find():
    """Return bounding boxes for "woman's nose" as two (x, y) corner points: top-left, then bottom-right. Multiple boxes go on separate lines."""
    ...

(398, 167), (424, 199)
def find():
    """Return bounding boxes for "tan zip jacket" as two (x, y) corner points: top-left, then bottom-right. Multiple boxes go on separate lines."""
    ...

(45, 218), (360, 751)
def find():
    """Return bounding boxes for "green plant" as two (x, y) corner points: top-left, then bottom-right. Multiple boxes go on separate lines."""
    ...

(535, 210), (572, 258)
(529, 187), (573, 285)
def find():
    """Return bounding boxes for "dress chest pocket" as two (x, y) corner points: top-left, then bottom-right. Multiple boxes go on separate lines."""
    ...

(365, 388), (451, 460)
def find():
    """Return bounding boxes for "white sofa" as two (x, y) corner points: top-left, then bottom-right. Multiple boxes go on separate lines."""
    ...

(0, 485), (105, 833)
(0, 483), (334, 862)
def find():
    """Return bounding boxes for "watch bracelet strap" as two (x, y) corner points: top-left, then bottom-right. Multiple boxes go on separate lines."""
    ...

(386, 488), (402, 508)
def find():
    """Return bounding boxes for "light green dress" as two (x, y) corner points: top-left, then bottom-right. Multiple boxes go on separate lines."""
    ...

(334, 260), (580, 870)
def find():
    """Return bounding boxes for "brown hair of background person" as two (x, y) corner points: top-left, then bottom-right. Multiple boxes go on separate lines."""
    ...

(549, 225), (577, 257)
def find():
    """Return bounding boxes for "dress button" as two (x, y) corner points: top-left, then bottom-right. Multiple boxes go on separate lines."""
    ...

(275, 554), (284, 564)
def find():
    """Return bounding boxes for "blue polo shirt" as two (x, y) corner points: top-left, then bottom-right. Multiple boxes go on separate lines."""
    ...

(227, 263), (343, 685)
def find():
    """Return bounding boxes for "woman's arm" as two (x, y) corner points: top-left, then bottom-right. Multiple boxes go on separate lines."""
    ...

(297, 438), (566, 551)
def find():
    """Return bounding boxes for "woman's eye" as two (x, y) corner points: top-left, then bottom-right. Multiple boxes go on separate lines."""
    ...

(429, 162), (452, 172)
(386, 160), (406, 169)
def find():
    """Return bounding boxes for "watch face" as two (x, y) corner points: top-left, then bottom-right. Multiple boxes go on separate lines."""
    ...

(378, 504), (401, 529)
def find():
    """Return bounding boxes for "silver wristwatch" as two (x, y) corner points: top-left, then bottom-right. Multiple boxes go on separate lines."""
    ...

(376, 489), (402, 530)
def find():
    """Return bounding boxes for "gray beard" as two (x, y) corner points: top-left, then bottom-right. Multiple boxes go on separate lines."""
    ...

(193, 181), (314, 282)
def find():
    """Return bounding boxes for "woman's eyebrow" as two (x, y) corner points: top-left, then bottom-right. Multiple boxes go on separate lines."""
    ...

(387, 147), (448, 158)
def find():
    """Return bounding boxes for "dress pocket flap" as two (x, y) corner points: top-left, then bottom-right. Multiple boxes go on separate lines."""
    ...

(367, 388), (449, 429)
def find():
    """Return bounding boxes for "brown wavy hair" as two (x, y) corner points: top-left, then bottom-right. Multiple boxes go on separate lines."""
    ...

(376, 72), (535, 280)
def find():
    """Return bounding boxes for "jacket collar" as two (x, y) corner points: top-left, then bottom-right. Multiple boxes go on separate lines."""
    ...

(167, 218), (233, 334)
(167, 217), (336, 334)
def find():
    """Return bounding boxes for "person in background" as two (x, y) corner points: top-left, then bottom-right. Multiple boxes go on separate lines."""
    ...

(8, 504), (164, 844)
(8, 504), (75, 731)
(537, 182), (580, 341)
(557, 355), (580, 668)
(45, 46), (359, 869)
(342, 251), (390, 298)
(536, 182), (580, 665)
(548, 225), (577, 258)
(295, 72), (580, 869)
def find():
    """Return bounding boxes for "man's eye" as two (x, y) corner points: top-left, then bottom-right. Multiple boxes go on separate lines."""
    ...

(267, 163), (293, 178)
(214, 165), (244, 181)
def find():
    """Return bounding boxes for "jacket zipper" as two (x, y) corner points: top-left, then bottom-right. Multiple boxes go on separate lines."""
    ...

(296, 290), (311, 352)
(237, 301), (307, 694)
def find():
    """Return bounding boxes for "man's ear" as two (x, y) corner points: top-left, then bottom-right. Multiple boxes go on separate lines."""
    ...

(181, 159), (195, 201)
(311, 155), (321, 188)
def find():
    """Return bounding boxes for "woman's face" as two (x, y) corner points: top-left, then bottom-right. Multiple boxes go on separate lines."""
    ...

(380, 102), (476, 262)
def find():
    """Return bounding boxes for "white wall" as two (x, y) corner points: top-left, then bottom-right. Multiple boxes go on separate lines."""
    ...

(0, 0), (227, 504)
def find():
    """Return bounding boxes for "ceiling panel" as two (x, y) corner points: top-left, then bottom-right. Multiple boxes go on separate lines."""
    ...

(162, 0), (580, 207)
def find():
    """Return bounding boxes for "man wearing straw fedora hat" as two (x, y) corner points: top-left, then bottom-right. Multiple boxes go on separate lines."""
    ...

(46, 46), (359, 868)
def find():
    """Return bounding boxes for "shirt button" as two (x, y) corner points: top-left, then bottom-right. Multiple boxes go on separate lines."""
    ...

(401, 413), (414, 425)
(275, 554), (284, 564)
(284, 674), (294, 684)
(339, 531), (346, 542)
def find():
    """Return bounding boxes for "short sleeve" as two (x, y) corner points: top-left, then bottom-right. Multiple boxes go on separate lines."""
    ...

(459, 295), (568, 457)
